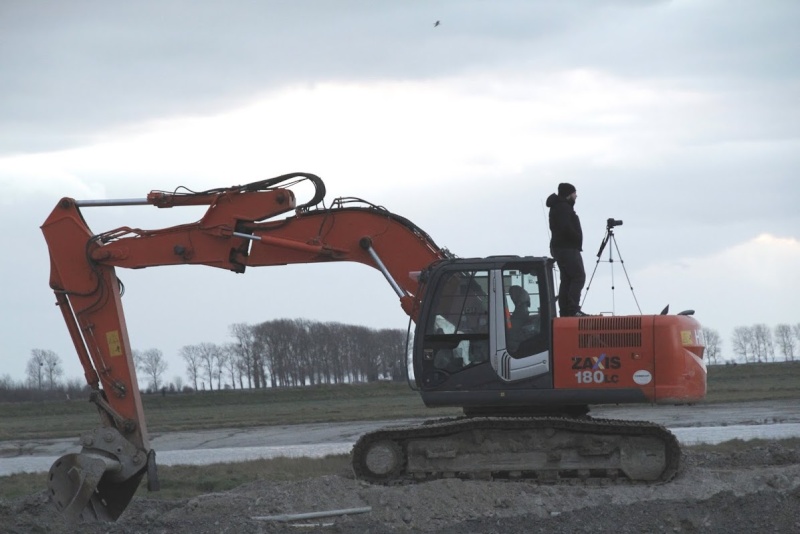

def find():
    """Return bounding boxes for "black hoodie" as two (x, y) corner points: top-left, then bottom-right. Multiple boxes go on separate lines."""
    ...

(546, 193), (583, 251)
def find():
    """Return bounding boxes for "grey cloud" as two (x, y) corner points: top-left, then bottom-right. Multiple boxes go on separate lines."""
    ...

(8, 0), (790, 155)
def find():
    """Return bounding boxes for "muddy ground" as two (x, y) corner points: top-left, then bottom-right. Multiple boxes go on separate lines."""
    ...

(1, 437), (799, 533)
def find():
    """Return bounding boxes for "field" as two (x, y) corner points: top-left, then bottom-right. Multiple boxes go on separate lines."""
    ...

(2, 361), (798, 441)
(1, 362), (799, 533)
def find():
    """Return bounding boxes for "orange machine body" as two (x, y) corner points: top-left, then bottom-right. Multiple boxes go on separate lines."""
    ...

(552, 315), (707, 404)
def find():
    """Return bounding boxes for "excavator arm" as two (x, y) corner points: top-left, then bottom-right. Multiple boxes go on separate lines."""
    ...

(41, 172), (448, 520)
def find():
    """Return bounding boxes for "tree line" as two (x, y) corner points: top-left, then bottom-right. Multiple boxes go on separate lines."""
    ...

(182, 319), (407, 391)
(0, 319), (407, 401)
(730, 323), (799, 363)
(702, 323), (800, 365)
(5, 320), (798, 402)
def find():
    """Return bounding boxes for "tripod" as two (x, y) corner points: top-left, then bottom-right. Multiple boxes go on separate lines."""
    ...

(582, 220), (642, 315)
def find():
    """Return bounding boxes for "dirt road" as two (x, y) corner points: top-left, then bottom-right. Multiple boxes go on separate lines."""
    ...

(2, 400), (799, 533)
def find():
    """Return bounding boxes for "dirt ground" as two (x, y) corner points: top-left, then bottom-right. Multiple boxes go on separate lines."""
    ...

(1, 437), (799, 533)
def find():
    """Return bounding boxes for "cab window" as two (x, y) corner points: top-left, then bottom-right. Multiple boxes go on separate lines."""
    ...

(424, 270), (490, 372)
(503, 268), (546, 357)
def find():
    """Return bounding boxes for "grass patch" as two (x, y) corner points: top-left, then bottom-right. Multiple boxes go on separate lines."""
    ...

(1, 363), (798, 441)
(704, 361), (800, 403)
(0, 382), (460, 441)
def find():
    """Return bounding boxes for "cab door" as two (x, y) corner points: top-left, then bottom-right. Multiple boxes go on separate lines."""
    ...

(488, 263), (552, 382)
(413, 259), (554, 391)
(413, 268), (493, 389)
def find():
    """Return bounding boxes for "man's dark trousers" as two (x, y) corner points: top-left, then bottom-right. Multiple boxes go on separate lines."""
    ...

(551, 248), (585, 317)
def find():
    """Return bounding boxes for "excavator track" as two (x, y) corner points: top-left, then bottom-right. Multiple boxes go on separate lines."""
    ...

(352, 416), (680, 485)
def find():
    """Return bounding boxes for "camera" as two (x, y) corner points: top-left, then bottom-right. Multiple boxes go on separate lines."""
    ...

(606, 218), (623, 229)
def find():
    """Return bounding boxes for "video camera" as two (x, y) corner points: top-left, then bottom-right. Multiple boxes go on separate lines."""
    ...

(606, 218), (623, 229)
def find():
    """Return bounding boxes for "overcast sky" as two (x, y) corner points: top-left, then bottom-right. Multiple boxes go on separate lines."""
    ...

(1, 0), (798, 385)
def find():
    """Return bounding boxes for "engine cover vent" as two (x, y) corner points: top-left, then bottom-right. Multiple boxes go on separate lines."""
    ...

(579, 332), (642, 348)
(577, 316), (643, 348)
(578, 316), (642, 331)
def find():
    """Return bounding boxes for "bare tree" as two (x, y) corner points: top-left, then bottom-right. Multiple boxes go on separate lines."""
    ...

(26, 353), (45, 389)
(180, 345), (202, 390)
(356, 327), (381, 382)
(251, 328), (271, 388)
(215, 350), (229, 389)
(0, 374), (13, 390)
(751, 324), (774, 362)
(731, 326), (754, 363)
(253, 319), (295, 387)
(234, 354), (249, 389)
(197, 342), (222, 391)
(173, 375), (184, 391)
(326, 322), (349, 384)
(133, 348), (168, 391)
(702, 328), (722, 365)
(229, 323), (256, 388)
(42, 350), (63, 389)
(222, 343), (240, 389)
(26, 349), (63, 389)
(294, 319), (316, 386)
(316, 323), (337, 384)
(774, 324), (796, 362)
(793, 323), (800, 354)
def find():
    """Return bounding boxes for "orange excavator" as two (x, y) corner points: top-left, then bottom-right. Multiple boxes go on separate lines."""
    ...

(41, 173), (706, 521)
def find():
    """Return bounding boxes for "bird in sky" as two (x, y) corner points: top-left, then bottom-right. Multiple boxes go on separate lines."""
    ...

(434, 20), (440, 27)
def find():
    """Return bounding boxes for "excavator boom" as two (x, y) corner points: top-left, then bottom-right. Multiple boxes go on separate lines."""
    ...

(41, 173), (447, 520)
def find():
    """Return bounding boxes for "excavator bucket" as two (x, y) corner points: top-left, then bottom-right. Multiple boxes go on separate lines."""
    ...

(47, 427), (154, 521)
(48, 453), (143, 521)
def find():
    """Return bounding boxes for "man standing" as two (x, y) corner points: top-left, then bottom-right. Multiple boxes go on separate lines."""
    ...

(546, 183), (587, 317)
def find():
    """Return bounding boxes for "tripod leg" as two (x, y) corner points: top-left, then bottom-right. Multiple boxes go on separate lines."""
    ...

(582, 256), (602, 309)
(583, 228), (611, 312)
(611, 236), (642, 314)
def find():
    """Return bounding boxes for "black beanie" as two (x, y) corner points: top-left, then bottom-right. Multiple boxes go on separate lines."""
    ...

(558, 183), (576, 197)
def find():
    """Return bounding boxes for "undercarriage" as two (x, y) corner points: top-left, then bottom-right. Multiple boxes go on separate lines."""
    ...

(352, 416), (680, 485)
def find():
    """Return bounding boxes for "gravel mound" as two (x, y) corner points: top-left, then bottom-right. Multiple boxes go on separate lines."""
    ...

(2, 440), (799, 534)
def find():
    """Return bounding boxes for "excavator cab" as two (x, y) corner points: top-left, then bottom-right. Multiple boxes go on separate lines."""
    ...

(412, 256), (558, 411)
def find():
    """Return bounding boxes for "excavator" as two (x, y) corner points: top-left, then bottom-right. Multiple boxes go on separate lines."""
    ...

(41, 172), (707, 521)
